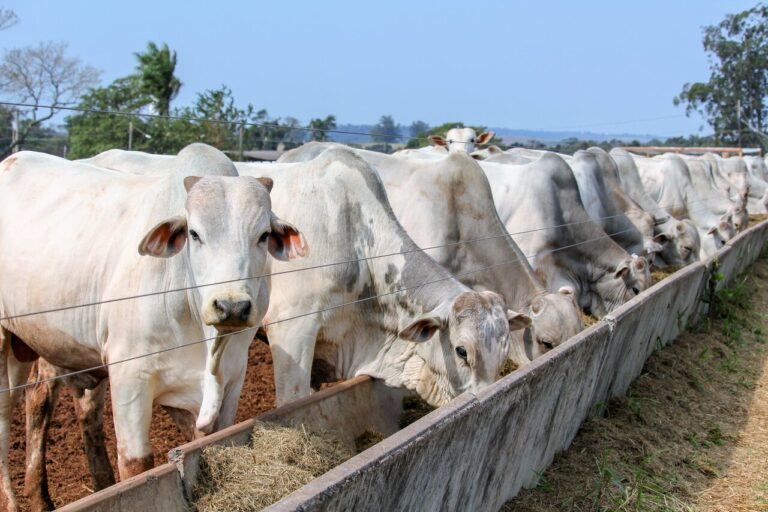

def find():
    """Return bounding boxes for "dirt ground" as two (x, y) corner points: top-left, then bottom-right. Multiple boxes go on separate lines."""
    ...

(8, 340), (276, 510)
(503, 258), (768, 512)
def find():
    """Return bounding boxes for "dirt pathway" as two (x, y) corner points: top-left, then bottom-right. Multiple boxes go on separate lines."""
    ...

(503, 258), (768, 512)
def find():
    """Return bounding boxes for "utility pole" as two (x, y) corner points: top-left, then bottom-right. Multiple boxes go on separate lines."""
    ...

(128, 120), (134, 151)
(737, 99), (742, 152)
(238, 123), (244, 161)
(11, 109), (19, 153)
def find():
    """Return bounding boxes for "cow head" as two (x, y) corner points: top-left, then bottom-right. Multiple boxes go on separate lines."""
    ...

(523, 287), (582, 360)
(429, 128), (495, 154)
(653, 219), (700, 267)
(398, 290), (529, 406)
(699, 216), (733, 259)
(590, 255), (649, 317)
(138, 175), (307, 432)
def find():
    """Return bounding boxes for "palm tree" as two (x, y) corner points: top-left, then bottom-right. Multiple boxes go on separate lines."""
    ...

(134, 42), (182, 117)
(308, 115), (337, 141)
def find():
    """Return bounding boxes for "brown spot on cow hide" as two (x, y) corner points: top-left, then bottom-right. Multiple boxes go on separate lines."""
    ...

(1, 156), (18, 173)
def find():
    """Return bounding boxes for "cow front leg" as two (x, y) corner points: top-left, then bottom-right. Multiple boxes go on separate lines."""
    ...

(267, 318), (319, 407)
(23, 359), (59, 512)
(71, 379), (115, 491)
(109, 372), (154, 480)
(0, 328), (35, 512)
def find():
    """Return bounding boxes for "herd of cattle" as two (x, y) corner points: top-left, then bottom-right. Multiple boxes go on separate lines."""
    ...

(0, 127), (765, 510)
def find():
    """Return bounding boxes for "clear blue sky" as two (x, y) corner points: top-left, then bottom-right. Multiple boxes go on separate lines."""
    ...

(5, 0), (760, 137)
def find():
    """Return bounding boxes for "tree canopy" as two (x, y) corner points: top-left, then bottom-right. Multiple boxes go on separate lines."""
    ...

(675, 4), (768, 149)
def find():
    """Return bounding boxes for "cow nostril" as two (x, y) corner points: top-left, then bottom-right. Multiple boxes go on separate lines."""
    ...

(234, 300), (252, 321)
(213, 299), (232, 318)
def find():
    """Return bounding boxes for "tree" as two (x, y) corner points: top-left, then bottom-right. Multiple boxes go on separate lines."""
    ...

(371, 115), (401, 153)
(308, 115), (337, 141)
(674, 4), (768, 149)
(0, 41), (100, 157)
(409, 120), (429, 137)
(66, 76), (149, 158)
(134, 42), (182, 117)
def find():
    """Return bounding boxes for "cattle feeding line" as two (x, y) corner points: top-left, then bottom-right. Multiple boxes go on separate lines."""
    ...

(0, 194), (729, 323)
(0, 225), (657, 395)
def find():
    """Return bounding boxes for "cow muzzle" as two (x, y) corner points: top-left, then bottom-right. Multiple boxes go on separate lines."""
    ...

(203, 293), (256, 330)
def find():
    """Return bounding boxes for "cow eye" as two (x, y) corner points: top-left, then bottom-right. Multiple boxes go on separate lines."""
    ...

(189, 230), (200, 242)
(455, 346), (468, 361)
(540, 340), (554, 350)
(259, 231), (270, 244)
(632, 287), (640, 295)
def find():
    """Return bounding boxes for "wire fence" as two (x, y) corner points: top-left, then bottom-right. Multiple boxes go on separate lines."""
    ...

(0, 224), (643, 395)
(0, 195), (724, 396)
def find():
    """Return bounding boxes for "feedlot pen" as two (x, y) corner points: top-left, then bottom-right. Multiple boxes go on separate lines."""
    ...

(56, 219), (768, 512)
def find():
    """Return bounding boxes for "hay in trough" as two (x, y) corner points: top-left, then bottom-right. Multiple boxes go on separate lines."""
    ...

(499, 359), (519, 377)
(748, 213), (768, 228)
(354, 429), (386, 453)
(579, 309), (599, 328)
(192, 422), (352, 512)
(651, 265), (681, 285)
(399, 395), (435, 428)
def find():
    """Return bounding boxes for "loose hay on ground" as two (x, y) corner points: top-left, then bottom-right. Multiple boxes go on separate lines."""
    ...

(192, 422), (352, 512)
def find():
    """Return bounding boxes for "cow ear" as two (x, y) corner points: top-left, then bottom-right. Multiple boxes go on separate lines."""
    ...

(476, 131), (495, 145)
(558, 286), (575, 296)
(399, 313), (446, 342)
(707, 225), (718, 236)
(256, 177), (273, 192)
(184, 176), (202, 193)
(268, 213), (308, 261)
(615, 261), (630, 278)
(653, 233), (669, 244)
(632, 256), (647, 272)
(507, 310), (532, 331)
(139, 216), (188, 258)
(428, 135), (447, 147)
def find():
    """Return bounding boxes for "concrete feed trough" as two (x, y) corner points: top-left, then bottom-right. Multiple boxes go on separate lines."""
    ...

(60, 219), (768, 512)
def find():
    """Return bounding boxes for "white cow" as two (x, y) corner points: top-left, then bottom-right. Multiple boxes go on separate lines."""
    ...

(239, 147), (530, 406)
(742, 155), (768, 214)
(632, 153), (735, 259)
(681, 154), (748, 232)
(609, 148), (701, 267)
(0, 147), (306, 510)
(279, 142), (582, 361)
(480, 153), (650, 318)
(428, 127), (495, 154)
(504, 148), (654, 260)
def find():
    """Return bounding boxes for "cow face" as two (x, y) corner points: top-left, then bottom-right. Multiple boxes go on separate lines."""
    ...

(139, 176), (306, 333)
(591, 255), (649, 317)
(524, 287), (582, 359)
(429, 128), (495, 154)
(654, 219), (700, 267)
(138, 175), (307, 432)
(398, 291), (529, 406)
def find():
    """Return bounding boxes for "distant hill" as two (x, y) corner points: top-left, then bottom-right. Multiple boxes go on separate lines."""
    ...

(327, 124), (662, 145)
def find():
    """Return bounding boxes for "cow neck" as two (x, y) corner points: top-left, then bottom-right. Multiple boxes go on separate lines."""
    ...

(441, 155), (544, 309)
